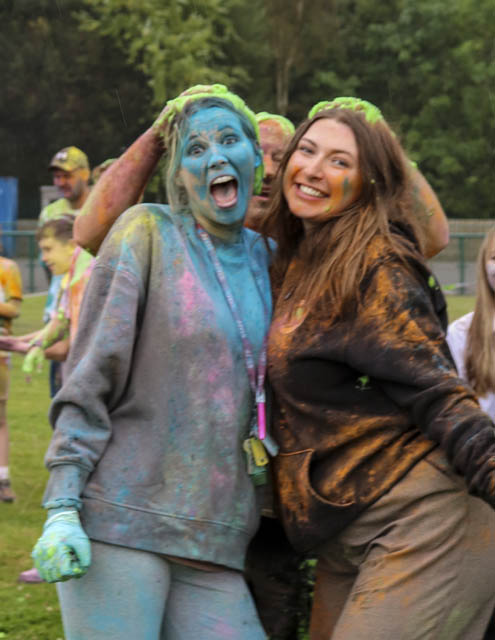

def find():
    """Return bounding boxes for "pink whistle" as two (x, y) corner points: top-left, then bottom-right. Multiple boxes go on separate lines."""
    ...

(257, 402), (266, 440)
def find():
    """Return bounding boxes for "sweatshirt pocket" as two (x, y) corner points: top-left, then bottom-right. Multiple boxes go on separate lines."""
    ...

(274, 449), (360, 553)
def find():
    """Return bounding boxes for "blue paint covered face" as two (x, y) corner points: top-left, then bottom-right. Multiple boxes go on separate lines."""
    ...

(179, 106), (259, 239)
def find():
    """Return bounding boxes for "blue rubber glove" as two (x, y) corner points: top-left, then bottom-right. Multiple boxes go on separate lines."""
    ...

(31, 510), (91, 583)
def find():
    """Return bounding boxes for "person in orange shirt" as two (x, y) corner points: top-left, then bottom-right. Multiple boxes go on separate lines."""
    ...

(0, 252), (22, 503)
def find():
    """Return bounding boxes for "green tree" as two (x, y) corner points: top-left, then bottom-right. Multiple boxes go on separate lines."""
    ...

(265, 0), (338, 116)
(1, 0), (492, 222)
(297, 0), (494, 218)
(0, 0), (151, 218)
(77, 0), (249, 109)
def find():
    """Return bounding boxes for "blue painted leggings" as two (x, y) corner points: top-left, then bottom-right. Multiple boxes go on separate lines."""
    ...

(56, 540), (267, 640)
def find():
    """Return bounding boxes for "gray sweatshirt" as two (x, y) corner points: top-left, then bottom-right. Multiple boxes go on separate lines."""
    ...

(43, 204), (272, 570)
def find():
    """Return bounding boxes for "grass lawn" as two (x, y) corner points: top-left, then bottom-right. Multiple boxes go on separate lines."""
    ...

(0, 294), (62, 640)
(0, 293), (476, 639)
(446, 295), (475, 321)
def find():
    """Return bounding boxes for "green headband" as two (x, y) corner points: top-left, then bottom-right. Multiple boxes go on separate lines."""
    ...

(308, 97), (384, 124)
(256, 112), (295, 138)
(161, 84), (263, 195)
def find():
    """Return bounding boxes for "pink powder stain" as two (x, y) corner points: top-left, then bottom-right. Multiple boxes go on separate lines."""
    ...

(207, 367), (219, 384)
(211, 469), (229, 490)
(178, 270), (202, 314)
(176, 269), (213, 336)
(212, 619), (236, 639)
(202, 346), (236, 401)
(211, 369), (237, 415)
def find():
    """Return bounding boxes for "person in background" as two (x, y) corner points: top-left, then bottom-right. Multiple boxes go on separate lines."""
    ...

(39, 147), (91, 227)
(17, 216), (95, 382)
(39, 146), (91, 397)
(90, 158), (117, 185)
(244, 113), (295, 232)
(12, 216), (82, 391)
(446, 229), (495, 640)
(9, 216), (95, 584)
(447, 228), (495, 419)
(0, 246), (22, 503)
(263, 97), (495, 640)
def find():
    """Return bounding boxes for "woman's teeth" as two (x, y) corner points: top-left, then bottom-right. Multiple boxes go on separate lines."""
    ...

(299, 184), (326, 197)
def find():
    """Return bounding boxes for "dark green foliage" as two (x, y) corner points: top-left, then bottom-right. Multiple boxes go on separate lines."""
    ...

(0, 0), (492, 220)
(0, 0), (151, 218)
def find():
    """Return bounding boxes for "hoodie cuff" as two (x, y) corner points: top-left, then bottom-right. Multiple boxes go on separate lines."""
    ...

(42, 464), (90, 511)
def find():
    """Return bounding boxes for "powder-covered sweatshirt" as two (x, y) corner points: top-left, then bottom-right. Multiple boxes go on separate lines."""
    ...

(43, 204), (272, 571)
(268, 229), (495, 553)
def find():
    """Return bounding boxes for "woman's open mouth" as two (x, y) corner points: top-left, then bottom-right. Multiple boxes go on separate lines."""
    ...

(210, 175), (238, 208)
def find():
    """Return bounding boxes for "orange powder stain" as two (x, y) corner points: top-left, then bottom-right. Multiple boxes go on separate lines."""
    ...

(331, 175), (345, 205)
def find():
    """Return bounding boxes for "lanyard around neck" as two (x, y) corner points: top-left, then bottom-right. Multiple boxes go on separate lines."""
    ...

(197, 225), (268, 440)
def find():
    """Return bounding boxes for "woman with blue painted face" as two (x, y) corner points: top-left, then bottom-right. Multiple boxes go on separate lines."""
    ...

(31, 85), (271, 640)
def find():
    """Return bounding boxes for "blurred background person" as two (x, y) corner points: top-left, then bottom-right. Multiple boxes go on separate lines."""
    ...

(447, 228), (495, 418)
(38, 147), (91, 398)
(244, 113), (295, 232)
(0, 238), (22, 503)
(446, 228), (495, 640)
(19, 216), (95, 382)
(38, 147), (91, 227)
(11, 215), (94, 583)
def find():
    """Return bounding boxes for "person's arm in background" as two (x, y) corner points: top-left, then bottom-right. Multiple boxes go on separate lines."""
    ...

(29, 314), (69, 349)
(0, 298), (21, 321)
(11, 330), (40, 342)
(410, 167), (449, 259)
(21, 313), (70, 378)
(43, 339), (70, 362)
(74, 104), (172, 254)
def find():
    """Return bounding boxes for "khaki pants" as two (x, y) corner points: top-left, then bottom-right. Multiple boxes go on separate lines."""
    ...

(310, 448), (495, 640)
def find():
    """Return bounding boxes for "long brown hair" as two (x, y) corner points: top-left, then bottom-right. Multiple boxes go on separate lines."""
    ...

(260, 108), (425, 320)
(465, 229), (495, 395)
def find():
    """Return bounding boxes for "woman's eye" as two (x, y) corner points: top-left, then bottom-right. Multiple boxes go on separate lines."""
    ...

(223, 134), (238, 145)
(298, 144), (313, 154)
(188, 144), (204, 156)
(332, 157), (349, 168)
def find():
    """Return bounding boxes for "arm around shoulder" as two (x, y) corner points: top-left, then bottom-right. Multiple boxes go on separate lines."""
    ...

(410, 168), (449, 258)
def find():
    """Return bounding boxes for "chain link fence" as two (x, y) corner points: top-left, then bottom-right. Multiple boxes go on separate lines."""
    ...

(1, 218), (493, 295)
(429, 220), (495, 295)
